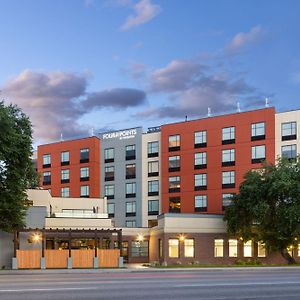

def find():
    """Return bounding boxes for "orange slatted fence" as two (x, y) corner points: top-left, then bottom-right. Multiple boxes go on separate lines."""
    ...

(17, 250), (41, 269)
(71, 249), (94, 268)
(45, 250), (69, 269)
(98, 249), (120, 268)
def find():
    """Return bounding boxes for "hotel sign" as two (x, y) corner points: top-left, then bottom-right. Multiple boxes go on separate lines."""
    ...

(102, 129), (137, 140)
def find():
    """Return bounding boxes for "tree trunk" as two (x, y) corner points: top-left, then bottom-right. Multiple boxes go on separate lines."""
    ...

(280, 248), (296, 264)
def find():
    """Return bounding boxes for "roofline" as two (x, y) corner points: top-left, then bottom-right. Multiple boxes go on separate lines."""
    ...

(37, 135), (100, 148)
(275, 108), (300, 114)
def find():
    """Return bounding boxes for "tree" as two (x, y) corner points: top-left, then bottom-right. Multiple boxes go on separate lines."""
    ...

(0, 101), (37, 232)
(224, 157), (300, 264)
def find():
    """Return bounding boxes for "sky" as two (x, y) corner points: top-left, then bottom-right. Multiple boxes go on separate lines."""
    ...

(0, 0), (300, 145)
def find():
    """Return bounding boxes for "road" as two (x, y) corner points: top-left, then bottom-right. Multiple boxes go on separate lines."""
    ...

(1, 268), (300, 299)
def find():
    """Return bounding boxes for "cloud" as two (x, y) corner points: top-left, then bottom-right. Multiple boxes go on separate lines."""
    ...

(122, 62), (147, 79)
(225, 25), (266, 54)
(121, 0), (161, 30)
(2, 70), (146, 143)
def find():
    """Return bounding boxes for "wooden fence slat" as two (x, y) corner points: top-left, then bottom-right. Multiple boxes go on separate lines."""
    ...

(98, 249), (120, 268)
(45, 250), (69, 269)
(17, 250), (41, 269)
(71, 249), (94, 268)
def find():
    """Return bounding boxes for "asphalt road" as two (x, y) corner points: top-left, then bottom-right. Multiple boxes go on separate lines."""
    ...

(1, 268), (300, 299)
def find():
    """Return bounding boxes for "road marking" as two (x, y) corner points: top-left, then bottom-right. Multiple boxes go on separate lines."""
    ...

(0, 287), (98, 293)
(177, 281), (300, 287)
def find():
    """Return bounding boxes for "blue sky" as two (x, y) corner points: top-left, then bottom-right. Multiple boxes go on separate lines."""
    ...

(0, 0), (300, 144)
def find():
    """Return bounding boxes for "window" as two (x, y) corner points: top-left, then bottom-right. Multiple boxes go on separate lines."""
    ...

(126, 220), (136, 228)
(61, 169), (70, 184)
(61, 151), (70, 166)
(184, 239), (195, 258)
(222, 171), (235, 188)
(194, 173), (207, 190)
(252, 145), (266, 163)
(168, 135), (180, 151)
(222, 127), (235, 144)
(195, 195), (207, 212)
(148, 200), (159, 215)
(169, 239), (179, 258)
(159, 239), (163, 258)
(148, 161), (159, 177)
(126, 201), (136, 217)
(80, 148), (89, 163)
(104, 148), (114, 163)
(298, 244), (300, 257)
(194, 152), (207, 169)
(169, 196), (180, 213)
(222, 149), (235, 166)
(61, 187), (70, 198)
(42, 154), (51, 168)
(148, 180), (159, 196)
(126, 182), (136, 198)
(169, 176), (180, 193)
(131, 240), (149, 257)
(214, 239), (224, 257)
(195, 130), (207, 148)
(282, 145), (297, 160)
(251, 122), (265, 141)
(126, 145), (136, 160)
(222, 193), (234, 210)
(282, 122), (297, 141)
(126, 164), (136, 179)
(105, 166), (114, 181)
(257, 242), (266, 257)
(168, 156), (180, 172)
(229, 239), (238, 257)
(80, 185), (89, 198)
(105, 185), (115, 199)
(148, 141), (159, 157)
(43, 171), (51, 185)
(243, 240), (252, 257)
(107, 203), (115, 218)
(80, 167), (89, 181)
(148, 219), (158, 227)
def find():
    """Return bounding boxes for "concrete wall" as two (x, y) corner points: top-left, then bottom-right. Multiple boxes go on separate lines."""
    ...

(0, 231), (13, 269)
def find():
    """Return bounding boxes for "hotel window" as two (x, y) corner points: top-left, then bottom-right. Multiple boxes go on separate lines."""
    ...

(195, 195), (207, 212)
(105, 166), (114, 181)
(148, 200), (159, 216)
(168, 135), (180, 151)
(251, 122), (265, 141)
(131, 241), (149, 257)
(80, 167), (89, 181)
(105, 185), (115, 199)
(222, 126), (235, 145)
(61, 169), (70, 184)
(148, 161), (159, 177)
(61, 187), (70, 198)
(222, 171), (235, 188)
(168, 239), (179, 258)
(222, 149), (235, 167)
(104, 148), (114, 163)
(168, 155), (180, 172)
(43, 171), (51, 185)
(184, 239), (195, 258)
(282, 121), (297, 141)
(257, 242), (266, 257)
(80, 185), (89, 198)
(222, 193), (234, 210)
(229, 239), (238, 257)
(61, 151), (70, 166)
(126, 220), (136, 228)
(126, 164), (136, 179)
(80, 148), (89, 163)
(243, 240), (252, 257)
(194, 130), (207, 148)
(148, 180), (159, 196)
(107, 203), (115, 218)
(251, 145), (266, 164)
(126, 201), (136, 217)
(169, 196), (180, 213)
(148, 141), (159, 158)
(148, 220), (158, 228)
(125, 145), (136, 160)
(194, 173), (207, 190)
(194, 152), (207, 169)
(159, 239), (163, 258)
(282, 144), (297, 160)
(42, 154), (51, 168)
(169, 176), (180, 193)
(214, 239), (224, 257)
(126, 182), (136, 198)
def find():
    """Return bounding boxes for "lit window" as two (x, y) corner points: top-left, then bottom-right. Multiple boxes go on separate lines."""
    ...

(222, 149), (235, 166)
(80, 185), (89, 198)
(148, 141), (159, 157)
(126, 182), (136, 197)
(222, 171), (235, 188)
(80, 148), (89, 163)
(252, 145), (266, 163)
(104, 148), (114, 163)
(169, 197), (180, 213)
(229, 239), (238, 257)
(243, 240), (252, 257)
(126, 201), (136, 217)
(251, 122), (265, 140)
(42, 154), (51, 167)
(282, 145), (297, 159)
(194, 152), (207, 169)
(214, 239), (224, 257)
(105, 185), (114, 199)
(195, 131), (207, 147)
(222, 127), (235, 144)
(168, 239), (179, 258)
(195, 195), (207, 212)
(168, 156), (180, 172)
(257, 242), (266, 257)
(195, 173), (207, 190)
(282, 122), (297, 141)
(61, 187), (70, 198)
(169, 176), (180, 193)
(148, 161), (159, 177)
(168, 135), (180, 151)
(184, 239), (194, 258)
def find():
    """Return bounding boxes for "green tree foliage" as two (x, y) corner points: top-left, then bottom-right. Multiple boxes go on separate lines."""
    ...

(224, 157), (300, 264)
(0, 101), (37, 232)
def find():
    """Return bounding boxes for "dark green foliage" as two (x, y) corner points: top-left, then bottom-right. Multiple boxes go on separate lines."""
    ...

(0, 101), (38, 232)
(224, 157), (300, 264)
